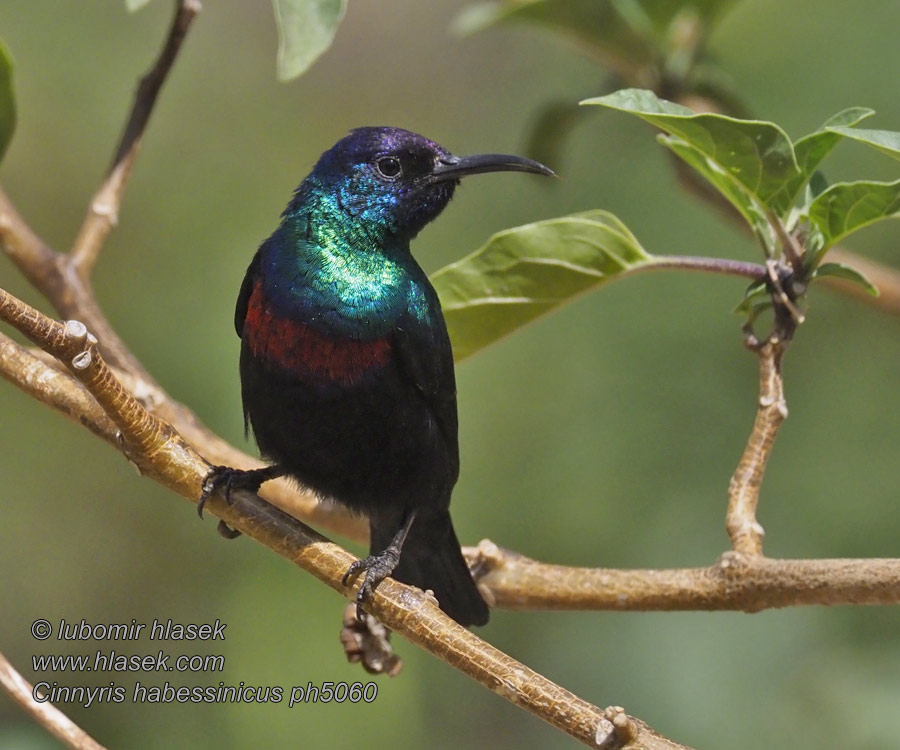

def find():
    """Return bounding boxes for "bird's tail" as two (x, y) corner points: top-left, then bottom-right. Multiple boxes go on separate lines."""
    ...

(370, 510), (489, 627)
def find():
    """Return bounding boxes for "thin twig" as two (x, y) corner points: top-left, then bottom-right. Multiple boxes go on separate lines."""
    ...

(0, 287), (690, 750)
(767, 210), (804, 273)
(669, 137), (900, 314)
(70, 0), (202, 276)
(0, 5), (202, 381)
(0, 649), (109, 750)
(724, 264), (799, 556)
(725, 336), (786, 555)
(0, 186), (58, 291)
(647, 255), (766, 280)
(467, 542), (900, 611)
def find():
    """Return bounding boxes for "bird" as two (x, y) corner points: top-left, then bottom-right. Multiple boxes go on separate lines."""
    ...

(202, 127), (553, 626)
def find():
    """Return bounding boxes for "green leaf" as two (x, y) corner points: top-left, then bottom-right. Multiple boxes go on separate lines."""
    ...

(125, 0), (152, 10)
(733, 278), (770, 318)
(0, 39), (15, 163)
(431, 211), (655, 361)
(272, 0), (348, 82)
(808, 179), (900, 258)
(772, 107), (875, 211)
(825, 126), (900, 162)
(809, 262), (878, 296)
(583, 88), (801, 215)
(454, 0), (656, 72)
(657, 134), (774, 251)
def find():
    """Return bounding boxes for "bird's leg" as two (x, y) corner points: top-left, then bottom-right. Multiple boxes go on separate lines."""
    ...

(342, 510), (418, 621)
(198, 464), (286, 539)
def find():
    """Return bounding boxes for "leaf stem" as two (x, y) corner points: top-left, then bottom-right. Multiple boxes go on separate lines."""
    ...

(646, 254), (767, 280)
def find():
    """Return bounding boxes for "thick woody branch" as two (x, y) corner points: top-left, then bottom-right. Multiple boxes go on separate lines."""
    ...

(0, 649), (108, 750)
(9, 308), (899, 618)
(468, 543), (900, 611)
(0, 288), (687, 750)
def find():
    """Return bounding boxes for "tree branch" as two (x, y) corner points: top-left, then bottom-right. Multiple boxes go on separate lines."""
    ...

(0, 0), (366, 545)
(0, 286), (690, 750)
(0, 3), (202, 381)
(0, 649), (109, 750)
(468, 542), (900, 611)
(0, 332), (118, 444)
(725, 335), (787, 555)
(0, 186), (58, 290)
(69, 0), (202, 276)
(8, 297), (899, 618)
(667, 119), (900, 315)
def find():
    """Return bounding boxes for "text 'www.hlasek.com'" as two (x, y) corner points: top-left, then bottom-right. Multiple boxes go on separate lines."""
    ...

(29, 618), (378, 708)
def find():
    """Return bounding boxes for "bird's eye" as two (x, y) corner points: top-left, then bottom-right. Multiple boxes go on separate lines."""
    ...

(375, 156), (402, 179)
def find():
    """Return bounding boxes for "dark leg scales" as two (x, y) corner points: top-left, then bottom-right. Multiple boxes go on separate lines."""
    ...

(198, 465), (286, 538)
(343, 511), (417, 621)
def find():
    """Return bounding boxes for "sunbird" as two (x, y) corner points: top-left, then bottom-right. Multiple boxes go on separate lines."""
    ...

(204, 127), (553, 625)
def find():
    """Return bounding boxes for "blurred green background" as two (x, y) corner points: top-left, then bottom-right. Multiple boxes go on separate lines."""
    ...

(2, 1), (900, 748)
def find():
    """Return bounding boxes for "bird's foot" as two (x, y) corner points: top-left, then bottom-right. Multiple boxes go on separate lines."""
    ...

(199, 464), (284, 539)
(342, 547), (402, 622)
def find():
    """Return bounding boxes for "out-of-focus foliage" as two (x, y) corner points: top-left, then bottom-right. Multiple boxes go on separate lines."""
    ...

(0, 38), (14, 162)
(455, 0), (738, 81)
(456, 0), (745, 168)
(127, 0), (348, 81)
(1, 2), (900, 750)
(272, 0), (348, 81)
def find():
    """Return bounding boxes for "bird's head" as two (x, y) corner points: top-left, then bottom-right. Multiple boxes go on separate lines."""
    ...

(301, 126), (553, 241)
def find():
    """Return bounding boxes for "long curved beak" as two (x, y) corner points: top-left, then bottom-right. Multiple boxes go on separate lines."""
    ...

(431, 152), (555, 182)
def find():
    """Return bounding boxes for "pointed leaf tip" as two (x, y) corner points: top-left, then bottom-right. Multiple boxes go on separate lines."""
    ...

(810, 262), (879, 296)
(431, 211), (659, 361)
(808, 179), (900, 259)
(825, 126), (900, 162)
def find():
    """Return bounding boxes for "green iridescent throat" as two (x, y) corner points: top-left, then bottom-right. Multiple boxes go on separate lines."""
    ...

(264, 182), (434, 337)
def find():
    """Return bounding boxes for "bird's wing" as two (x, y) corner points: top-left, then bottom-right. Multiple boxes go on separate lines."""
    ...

(234, 248), (262, 338)
(393, 300), (460, 481)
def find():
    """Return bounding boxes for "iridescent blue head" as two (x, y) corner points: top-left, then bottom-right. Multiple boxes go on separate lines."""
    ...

(292, 126), (554, 243)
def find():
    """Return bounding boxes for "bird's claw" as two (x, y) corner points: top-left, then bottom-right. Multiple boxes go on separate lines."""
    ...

(198, 464), (282, 540)
(198, 465), (242, 519)
(199, 463), (283, 518)
(342, 549), (401, 621)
